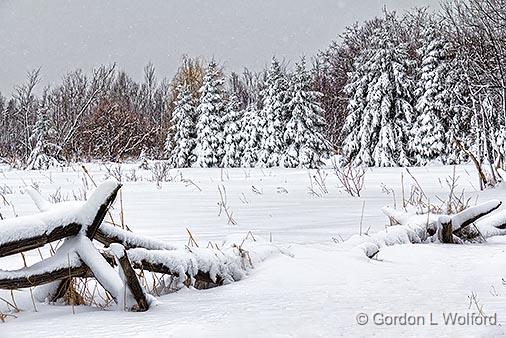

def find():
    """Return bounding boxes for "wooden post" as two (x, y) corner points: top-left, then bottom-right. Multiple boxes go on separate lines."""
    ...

(111, 244), (149, 312)
(51, 182), (121, 302)
(440, 217), (454, 244)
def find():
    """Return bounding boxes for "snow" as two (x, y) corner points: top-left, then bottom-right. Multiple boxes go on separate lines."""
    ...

(0, 242), (81, 281)
(0, 180), (119, 249)
(1, 163), (506, 337)
(75, 235), (129, 307)
(0, 201), (82, 248)
(125, 237), (281, 287)
(98, 223), (178, 251)
(451, 200), (502, 230)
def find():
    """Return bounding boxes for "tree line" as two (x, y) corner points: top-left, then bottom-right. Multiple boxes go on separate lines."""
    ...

(1, 0), (505, 170)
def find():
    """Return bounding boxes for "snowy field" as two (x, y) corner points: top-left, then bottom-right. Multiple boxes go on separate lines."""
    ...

(1, 162), (506, 337)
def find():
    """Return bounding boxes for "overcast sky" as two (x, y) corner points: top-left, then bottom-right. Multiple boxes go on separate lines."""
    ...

(0, 0), (439, 94)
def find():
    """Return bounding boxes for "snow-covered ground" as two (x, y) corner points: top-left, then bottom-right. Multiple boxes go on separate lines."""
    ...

(1, 163), (506, 337)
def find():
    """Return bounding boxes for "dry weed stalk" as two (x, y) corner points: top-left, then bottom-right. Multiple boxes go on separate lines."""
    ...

(333, 159), (365, 197)
(218, 185), (237, 225)
(181, 178), (202, 191)
(186, 228), (200, 247)
(104, 163), (124, 182)
(251, 185), (263, 195)
(150, 161), (172, 188)
(307, 169), (329, 197)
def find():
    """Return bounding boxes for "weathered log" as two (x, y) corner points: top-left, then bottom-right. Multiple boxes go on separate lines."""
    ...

(132, 260), (223, 286)
(451, 200), (502, 232)
(0, 223), (81, 258)
(0, 265), (91, 290)
(86, 184), (122, 239)
(112, 245), (149, 312)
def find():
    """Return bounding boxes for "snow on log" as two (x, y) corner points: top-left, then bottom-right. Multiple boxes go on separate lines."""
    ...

(345, 226), (422, 258)
(381, 207), (439, 235)
(352, 200), (506, 257)
(0, 202), (83, 258)
(80, 180), (122, 238)
(0, 249), (87, 289)
(128, 248), (223, 286)
(95, 223), (178, 251)
(474, 209), (506, 238)
(382, 200), (502, 238)
(0, 222), (81, 258)
(25, 187), (52, 212)
(0, 180), (121, 258)
(127, 246), (250, 287)
(450, 200), (502, 231)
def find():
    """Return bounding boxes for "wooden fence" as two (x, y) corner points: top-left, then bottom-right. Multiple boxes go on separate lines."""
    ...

(0, 181), (248, 312)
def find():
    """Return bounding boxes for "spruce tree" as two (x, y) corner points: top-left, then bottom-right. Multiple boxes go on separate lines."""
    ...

(26, 109), (61, 170)
(239, 107), (262, 167)
(341, 23), (414, 167)
(257, 57), (289, 167)
(341, 52), (370, 166)
(283, 58), (329, 168)
(411, 25), (451, 165)
(195, 61), (226, 167)
(221, 96), (244, 167)
(169, 84), (197, 168)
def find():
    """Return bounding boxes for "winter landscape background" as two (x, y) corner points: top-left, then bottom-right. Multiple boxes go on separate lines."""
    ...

(2, 0), (506, 337)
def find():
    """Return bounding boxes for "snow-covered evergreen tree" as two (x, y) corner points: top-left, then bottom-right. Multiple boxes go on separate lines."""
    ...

(168, 84), (197, 168)
(257, 57), (289, 167)
(221, 95), (244, 167)
(341, 52), (370, 166)
(283, 58), (329, 168)
(239, 107), (262, 167)
(26, 109), (61, 170)
(195, 61), (226, 167)
(341, 23), (414, 167)
(411, 25), (452, 165)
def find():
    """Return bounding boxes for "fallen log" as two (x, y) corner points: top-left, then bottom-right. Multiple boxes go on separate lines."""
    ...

(451, 200), (502, 232)
(86, 184), (121, 239)
(126, 247), (247, 288)
(0, 181), (122, 259)
(132, 260), (222, 286)
(0, 250), (89, 290)
(0, 265), (90, 290)
(0, 223), (81, 258)
(381, 200), (502, 243)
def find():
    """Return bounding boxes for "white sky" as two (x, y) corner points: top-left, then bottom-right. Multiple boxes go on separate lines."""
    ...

(0, 0), (440, 94)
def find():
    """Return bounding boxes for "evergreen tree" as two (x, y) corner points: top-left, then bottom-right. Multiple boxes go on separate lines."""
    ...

(411, 25), (452, 165)
(26, 109), (61, 170)
(283, 58), (329, 168)
(239, 107), (262, 167)
(221, 95), (244, 167)
(341, 52), (370, 166)
(257, 57), (289, 167)
(168, 84), (197, 167)
(341, 23), (414, 167)
(195, 61), (226, 167)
